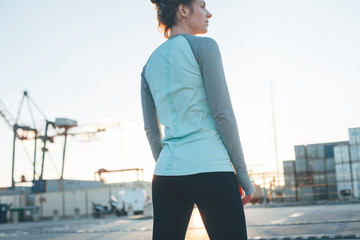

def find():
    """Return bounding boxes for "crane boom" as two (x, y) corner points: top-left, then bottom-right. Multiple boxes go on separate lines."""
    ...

(0, 98), (15, 129)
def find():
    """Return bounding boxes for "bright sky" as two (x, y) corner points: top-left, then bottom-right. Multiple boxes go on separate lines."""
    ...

(1, 0), (360, 188)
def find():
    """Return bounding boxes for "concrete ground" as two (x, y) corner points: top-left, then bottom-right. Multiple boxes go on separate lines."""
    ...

(0, 202), (359, 240)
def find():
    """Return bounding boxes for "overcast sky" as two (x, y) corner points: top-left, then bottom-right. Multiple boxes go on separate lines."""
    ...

(1, 0), (360, 187)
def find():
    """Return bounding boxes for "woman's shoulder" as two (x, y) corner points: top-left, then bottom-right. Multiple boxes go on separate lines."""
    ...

(180, 35), (221, 61)
(181, 34), (219, 47)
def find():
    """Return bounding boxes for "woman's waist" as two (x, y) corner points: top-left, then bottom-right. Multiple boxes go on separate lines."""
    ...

(154, 157), (234, 176)
(159, 138), (230, 161)
(162, 126), (220, 143)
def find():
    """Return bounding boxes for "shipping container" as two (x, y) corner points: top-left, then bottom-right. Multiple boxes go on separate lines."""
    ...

(334, 145), (350, 164)
(350, 145), (360, 162)
(313, 173), (326, 185)
(284, 187), (297, 202)
(352, 162), (360, 182)
(313, 186), (327, 200)
(299, 186), (313, 201)
(349, 128), (360, 145)
(32, 180), (46, 193)
(326, 172), (337, 185)
(296, 172), (310, 187)
(327, 185), (338, 200)
(294, 145), (306, 159)
(284, 173), (296, 187)
(324, 144), (335, 158)
(335, 163), (352, 182)
(283, 160), (295, 174)
(312, 159), (325, 173)
(295, 158), (308, 173)
(325, 158), (335, 172)
(337, 181), (353, 199)
(353, 180), (360, 199)
(307, 144), (325, 159)
(325, 172), (338, 199)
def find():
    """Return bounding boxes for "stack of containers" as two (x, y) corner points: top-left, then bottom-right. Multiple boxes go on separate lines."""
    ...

(334, 144), (353, 199)
(294, 145), (313, 201)
(294, 143), (340, 201)
(349, 128), (360, 199)
(324, 144), (337, 199)
(283, 160), (296, 201)
(307, 143), (327, 200)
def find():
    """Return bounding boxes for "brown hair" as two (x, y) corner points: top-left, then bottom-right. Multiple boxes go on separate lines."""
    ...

(150, 0), (196, 38)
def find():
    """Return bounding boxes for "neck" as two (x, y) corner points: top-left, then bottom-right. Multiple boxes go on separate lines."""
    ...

(170, 24), (194, 38)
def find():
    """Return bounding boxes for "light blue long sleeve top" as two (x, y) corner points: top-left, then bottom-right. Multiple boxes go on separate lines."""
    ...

(141, 34), (254, 194)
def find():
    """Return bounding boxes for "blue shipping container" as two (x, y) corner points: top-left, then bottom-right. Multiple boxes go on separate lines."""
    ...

(295, 158), (308, 172)
(324, 144), (335, 158)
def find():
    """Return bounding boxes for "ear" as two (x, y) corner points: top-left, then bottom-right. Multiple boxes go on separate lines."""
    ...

(178, 4), (189, 18)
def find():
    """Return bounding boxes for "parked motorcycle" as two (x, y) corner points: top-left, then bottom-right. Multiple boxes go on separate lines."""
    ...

(92, 196), (125, 218)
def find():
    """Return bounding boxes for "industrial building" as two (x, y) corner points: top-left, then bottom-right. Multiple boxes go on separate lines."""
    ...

(0, 180), (151, 223)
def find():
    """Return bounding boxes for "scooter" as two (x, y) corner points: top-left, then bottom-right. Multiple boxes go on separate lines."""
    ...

(92, 196), (125, 218)
(92, 202), (105, 218)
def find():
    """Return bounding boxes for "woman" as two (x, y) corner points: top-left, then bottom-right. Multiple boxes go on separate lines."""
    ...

(141, 0), (254, 239)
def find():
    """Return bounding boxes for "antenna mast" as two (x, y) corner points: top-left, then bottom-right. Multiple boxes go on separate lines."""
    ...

(270, 82), (281, 186)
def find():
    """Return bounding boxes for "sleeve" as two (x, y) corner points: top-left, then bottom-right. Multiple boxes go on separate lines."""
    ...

(199, 38), (255, 195)
(140, 66), (163, 161)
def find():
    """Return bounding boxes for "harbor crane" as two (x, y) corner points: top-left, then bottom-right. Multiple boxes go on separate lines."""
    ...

(0, 91), (40, 189)
(1, 90), (105, 191)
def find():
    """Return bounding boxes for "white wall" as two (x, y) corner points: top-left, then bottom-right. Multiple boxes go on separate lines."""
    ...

(0, 181), (151, 219)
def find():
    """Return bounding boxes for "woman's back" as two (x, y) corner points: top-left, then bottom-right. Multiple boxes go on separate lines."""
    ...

(142, 34), (233, 175)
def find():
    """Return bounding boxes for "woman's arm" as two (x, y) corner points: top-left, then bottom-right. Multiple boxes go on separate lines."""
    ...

(141, 67), (163, 161)
(197, 37), (255, 195)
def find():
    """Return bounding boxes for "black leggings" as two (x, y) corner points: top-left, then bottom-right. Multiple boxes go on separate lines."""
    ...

(152, 172), (248, 240)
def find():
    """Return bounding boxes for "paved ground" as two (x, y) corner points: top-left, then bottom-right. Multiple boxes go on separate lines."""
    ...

(0, 202), (359, 240)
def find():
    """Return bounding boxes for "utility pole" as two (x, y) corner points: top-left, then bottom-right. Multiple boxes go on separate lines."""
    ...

(270, 82), (281, 187)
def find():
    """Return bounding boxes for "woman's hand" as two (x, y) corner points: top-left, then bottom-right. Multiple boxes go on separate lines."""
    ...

(242, 193), (253, 205)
